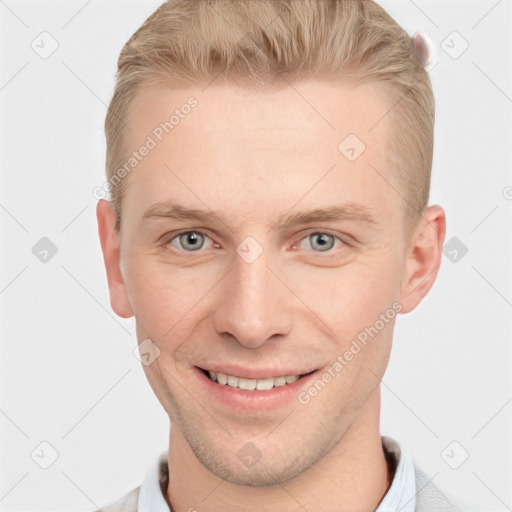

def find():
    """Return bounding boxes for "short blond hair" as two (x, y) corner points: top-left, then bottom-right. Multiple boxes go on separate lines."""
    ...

(105, 0), (434, 234)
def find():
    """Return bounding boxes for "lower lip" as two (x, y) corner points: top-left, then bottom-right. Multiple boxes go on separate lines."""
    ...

(191, 366), (319, 411)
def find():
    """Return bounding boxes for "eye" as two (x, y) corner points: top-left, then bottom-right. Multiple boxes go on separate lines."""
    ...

(167, 230), (214, 252)
(295, 232), (344, 253)
(163, 230), (347, 255)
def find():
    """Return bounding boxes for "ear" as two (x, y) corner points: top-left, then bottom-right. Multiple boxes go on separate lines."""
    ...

(96, 199), (134, 318)
(398, 205), (446, 314)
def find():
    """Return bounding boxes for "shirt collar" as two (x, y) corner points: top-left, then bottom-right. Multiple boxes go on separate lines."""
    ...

(138, 436), (417, 512)
(376, 436), (417, 512)
(138, 451), (171, 512)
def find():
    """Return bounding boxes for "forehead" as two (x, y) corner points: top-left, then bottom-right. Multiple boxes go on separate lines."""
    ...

(121, 80), (397, 229)
(127, 79), (389, 145)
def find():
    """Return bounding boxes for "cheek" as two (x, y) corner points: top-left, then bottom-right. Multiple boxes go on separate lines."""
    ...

(306, 253), (401, 346)
(124, 254), (219, 339)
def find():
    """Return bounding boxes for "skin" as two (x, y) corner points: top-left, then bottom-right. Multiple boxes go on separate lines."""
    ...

(97, 80), (445, 512)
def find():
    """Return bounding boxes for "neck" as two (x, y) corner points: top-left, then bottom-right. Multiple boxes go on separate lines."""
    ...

(166, 387), (392, 512)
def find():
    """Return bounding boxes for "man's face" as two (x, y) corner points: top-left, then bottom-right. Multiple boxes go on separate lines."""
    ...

(115, 81), (409, 485)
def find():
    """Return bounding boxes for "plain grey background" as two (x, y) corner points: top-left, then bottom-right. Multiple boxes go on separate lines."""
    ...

(0, 0), (511, 510)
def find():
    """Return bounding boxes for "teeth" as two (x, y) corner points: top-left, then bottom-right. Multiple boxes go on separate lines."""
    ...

(256, 377), (274, 391)
(227, 375), (238, 387)
(238, 377), (257, 390)
(274, 376), (286, 387)
(205, 370), (302, 390)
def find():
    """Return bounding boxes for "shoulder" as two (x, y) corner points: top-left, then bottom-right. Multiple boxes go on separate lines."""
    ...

(93, 486), (140, 512)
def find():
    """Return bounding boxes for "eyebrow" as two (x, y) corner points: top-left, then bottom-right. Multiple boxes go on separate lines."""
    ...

(141, 201), (379, 230)
(142, 203), (225, 225)
(273, 204), (378, 231)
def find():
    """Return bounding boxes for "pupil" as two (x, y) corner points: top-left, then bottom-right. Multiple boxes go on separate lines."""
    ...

(313, 233), (332, 251)
(182, 232), (203, 250)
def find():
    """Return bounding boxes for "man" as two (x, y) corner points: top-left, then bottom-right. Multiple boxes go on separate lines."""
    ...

(96, 0), (462, 510)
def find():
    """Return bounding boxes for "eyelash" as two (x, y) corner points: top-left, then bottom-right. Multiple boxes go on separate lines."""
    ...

(162, 229), (349, 255)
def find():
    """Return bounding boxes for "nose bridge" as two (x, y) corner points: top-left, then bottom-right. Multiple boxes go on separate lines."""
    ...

(213, 243), (291, 348)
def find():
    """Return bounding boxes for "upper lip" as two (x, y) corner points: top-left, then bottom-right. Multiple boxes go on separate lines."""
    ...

(195, 365), (318, 380)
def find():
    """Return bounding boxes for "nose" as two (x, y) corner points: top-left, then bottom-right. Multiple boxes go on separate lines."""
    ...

(213, 246), (292, 349)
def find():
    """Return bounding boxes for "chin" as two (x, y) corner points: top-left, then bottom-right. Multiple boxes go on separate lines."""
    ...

(184, 429), (325, 487)
(199, 452), (308, 487)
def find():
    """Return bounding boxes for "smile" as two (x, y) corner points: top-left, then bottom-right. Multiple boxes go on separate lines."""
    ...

(201, 369), (305, 391)
(192, 366), (320, 411)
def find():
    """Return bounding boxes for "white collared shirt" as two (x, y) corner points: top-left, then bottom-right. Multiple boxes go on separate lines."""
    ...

(137, 436), (417, 512)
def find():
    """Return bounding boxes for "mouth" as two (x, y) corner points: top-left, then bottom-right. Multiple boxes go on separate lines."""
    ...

(196, 367), (316, 391)
(192, 365), (321, 411)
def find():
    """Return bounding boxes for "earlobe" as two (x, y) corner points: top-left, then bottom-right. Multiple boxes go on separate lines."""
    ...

(96, 199), (134, 318)
(398, 205), (446, 314)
